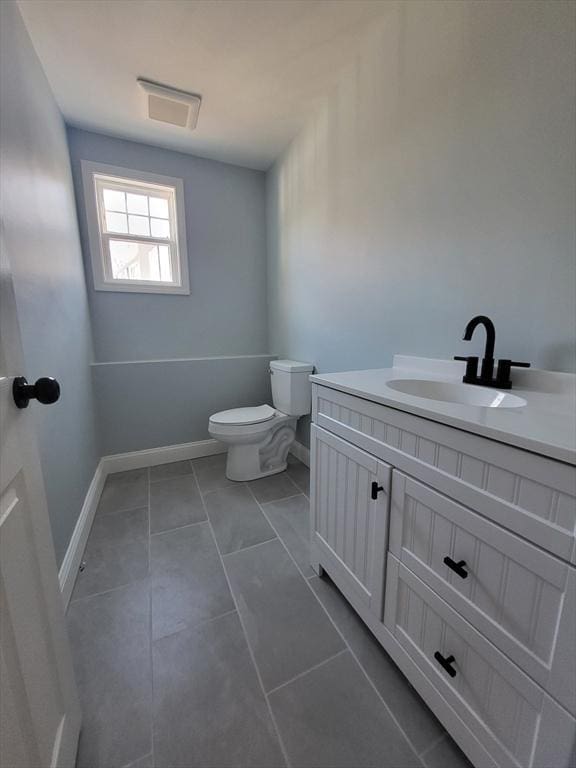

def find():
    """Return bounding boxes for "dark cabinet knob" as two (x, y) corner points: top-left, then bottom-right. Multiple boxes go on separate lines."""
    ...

(371, 481), (384, 500)
(13, 376), (60, 409)
(443, 556), (468, 579)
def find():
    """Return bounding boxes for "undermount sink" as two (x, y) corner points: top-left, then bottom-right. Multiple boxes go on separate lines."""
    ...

(385, 379), (527, 409)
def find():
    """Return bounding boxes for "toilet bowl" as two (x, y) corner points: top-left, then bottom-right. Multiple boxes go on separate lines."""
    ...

(208, 360), (314, 481)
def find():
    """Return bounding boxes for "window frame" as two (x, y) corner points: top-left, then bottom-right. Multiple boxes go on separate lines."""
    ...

(81, 161), (190, 295)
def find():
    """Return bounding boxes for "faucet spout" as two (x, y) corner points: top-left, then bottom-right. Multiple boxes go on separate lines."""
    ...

(463, 315), (495, 361)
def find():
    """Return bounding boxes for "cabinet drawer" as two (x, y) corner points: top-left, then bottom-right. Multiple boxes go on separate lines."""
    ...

(389, 472), (576, 713)
(310, 425), (390, 616)
(384, 556), (545, 768)
(313, 385), (576, 563)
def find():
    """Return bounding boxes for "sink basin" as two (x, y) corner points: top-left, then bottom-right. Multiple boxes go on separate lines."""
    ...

(385, 379), (527, 408)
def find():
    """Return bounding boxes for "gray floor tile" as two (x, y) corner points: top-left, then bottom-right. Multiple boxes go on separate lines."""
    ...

(192, 452), (235, 493)
(310, 574), (445, 754)
(286, 456), (310, 495)
(153, 611), (286, 768)
(248, 472), (299, 504)
(72, 507), (149, 600)
(204, 484), (277, 554)
(149, 473), (206, 534)
(224, 539), (344, 691)
(269, 651), (420, 768)
(422, 734), (473, 768)
(150, 460), (192, 482)
(263, 494), (313, 577)
(97, 469), (148, 516)
(151, 522), (234, 639)
(67, 580), (152, 768)
(123, 753), (153, 768)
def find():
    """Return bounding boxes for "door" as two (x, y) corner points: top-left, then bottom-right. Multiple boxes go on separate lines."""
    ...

(0, 230), (81, 767)
(310, 424), (391, 617)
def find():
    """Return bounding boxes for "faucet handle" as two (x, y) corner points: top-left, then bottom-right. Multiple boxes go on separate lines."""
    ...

(454, 355), (479, 384)
(496, 359), (531, 389)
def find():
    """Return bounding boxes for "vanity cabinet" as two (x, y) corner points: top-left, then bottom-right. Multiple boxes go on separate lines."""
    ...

(310, 381), (576, 768)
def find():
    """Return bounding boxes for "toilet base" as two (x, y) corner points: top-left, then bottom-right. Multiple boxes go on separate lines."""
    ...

(225, 419), (297, 481)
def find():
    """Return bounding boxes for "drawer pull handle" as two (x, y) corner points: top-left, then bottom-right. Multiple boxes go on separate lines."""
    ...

(371, 482), (384, 500)
(434, 651), (457, 678)
(443, 556), (468, 579)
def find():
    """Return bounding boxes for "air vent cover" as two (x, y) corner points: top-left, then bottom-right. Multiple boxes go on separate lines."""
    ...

(137, 78), (201, 130)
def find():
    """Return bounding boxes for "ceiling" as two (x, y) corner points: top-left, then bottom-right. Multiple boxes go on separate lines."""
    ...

(18, 0), (387, 170)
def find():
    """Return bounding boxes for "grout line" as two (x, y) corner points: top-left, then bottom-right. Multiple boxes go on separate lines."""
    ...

(220, 535), (279, 558)
(146, 467), (155, 768)
(68, 577), (150, 605)
(260, 492), (305, 506)
(149, 470), (194, 485)
(418, 731), (449, 760)
(246, 485), (316, 584)
(97, 502), (149, 518)
(149, 518), (209, 537)
(245, 483), (426, 767)
(152, 608), (239, 645)
(196, 481), (293, 768)
(266, 648), (349, 697)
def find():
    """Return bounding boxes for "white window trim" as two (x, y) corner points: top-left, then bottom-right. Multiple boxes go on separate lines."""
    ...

(81, 160), (190, 295)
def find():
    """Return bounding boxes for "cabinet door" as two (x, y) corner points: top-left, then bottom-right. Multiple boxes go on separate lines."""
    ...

(310, 424), (391, 617)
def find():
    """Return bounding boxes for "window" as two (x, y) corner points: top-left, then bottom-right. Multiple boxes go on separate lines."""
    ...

(81, 161), (189, 294)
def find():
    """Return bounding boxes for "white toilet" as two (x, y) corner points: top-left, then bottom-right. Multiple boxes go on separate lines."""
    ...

(208, 359), (314, 481)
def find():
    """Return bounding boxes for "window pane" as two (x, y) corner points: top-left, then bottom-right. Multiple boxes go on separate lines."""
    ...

(158, 245), (172, 282)
(149, 196), (169, 218)
(126, 193), (149, 215)
(103, 188), (126, 212)
(150, 218), (170, 238)
(109, 239), (174, 283)
(128, 215), (150, 236)
(105, 211), (128, 233)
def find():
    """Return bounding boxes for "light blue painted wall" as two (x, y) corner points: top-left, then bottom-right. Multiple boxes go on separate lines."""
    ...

(92, 355), (275, 455)
(68, 128), (268, 362)
(266, 0), (576, 446)
(0, 1), (100, 565)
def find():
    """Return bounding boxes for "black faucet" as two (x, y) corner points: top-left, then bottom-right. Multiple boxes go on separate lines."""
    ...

(455, 315), (530, 389)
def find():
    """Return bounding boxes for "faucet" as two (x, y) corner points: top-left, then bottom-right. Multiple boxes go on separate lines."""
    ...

(455, 315), (530, 389)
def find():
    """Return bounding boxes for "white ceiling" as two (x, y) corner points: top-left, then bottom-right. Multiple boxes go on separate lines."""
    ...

(18, 0), (387, 170)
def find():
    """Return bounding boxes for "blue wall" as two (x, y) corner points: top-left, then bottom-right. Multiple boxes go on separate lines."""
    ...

(68, 128), (268, 362)
(267, 1), (576, 445)
(0, 2), (100, 566)
(67, 129), (273, 454)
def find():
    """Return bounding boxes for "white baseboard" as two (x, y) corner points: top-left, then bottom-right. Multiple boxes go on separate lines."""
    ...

(100, 438), (226, 474)
(290, 440), (310, 467)
(59, 438), (226, 607)
(59, 460), (106, 608)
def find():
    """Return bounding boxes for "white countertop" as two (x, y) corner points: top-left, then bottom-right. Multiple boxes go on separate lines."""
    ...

(310, 356), (576, 465)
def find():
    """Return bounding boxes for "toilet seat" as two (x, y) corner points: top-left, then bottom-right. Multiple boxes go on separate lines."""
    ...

(209, 404), (276, 427)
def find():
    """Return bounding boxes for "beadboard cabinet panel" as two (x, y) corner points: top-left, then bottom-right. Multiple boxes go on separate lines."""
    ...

(389, 471), (576, 713)
(310, 425), (390, 617)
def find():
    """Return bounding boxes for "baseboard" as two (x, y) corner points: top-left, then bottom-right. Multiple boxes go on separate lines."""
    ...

(100, 438), (226, 474)
(290, 440), (310, 467)
(59, 438), (226, 607)
(59, 460), (106, 608)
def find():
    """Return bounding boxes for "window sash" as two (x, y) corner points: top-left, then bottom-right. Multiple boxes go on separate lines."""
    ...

(93, 174), (182, 288)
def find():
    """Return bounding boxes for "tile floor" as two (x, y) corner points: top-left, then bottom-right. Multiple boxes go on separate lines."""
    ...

(68, 453), (472, 768)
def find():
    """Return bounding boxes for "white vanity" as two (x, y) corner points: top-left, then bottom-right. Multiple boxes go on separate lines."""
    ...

(309, 356), (576, 768)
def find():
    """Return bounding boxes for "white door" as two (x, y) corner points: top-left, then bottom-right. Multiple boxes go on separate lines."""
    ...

(310, 424), (391, 617)
(0, 230), (81, 768)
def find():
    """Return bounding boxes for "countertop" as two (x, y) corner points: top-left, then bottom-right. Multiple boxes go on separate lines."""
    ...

(310, 356), (576, 465)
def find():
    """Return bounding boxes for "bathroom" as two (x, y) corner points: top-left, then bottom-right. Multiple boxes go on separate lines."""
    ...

(0, 1), (574, 767)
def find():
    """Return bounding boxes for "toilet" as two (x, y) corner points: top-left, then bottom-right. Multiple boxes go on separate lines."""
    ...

(208, 359), (314, 481)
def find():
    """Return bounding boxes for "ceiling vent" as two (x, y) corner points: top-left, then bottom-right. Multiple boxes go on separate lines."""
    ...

(137, 78), (201, 130)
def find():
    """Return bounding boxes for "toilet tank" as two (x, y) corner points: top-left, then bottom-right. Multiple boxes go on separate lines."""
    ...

(270, 360), (314, 416)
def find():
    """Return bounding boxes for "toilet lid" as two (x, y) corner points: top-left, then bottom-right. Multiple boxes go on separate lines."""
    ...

(210, 404), (276, 426)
